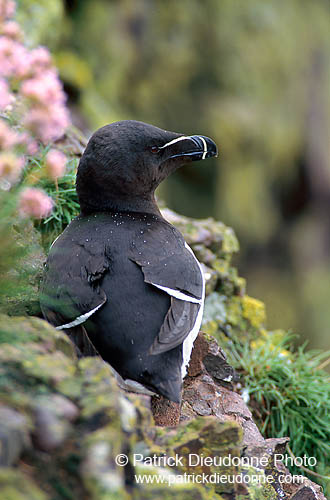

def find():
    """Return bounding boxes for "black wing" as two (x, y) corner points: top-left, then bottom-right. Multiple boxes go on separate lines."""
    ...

(129, 222), (203, 355)
(40, 233), (108, 330)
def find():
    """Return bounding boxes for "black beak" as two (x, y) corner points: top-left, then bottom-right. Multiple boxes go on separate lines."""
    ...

(167, 135), (218, 161)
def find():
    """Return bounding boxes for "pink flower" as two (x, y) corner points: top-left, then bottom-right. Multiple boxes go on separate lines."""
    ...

(24, 105), (70, 143)
(0, 118), (19, 148)
(0, 0), (16, 21)
(0, 37), (30, 78)
(18, 187), (53, 219)
(29, 47), (52, 73)
(21, 71), (66, 106)
(21, 69), (70, 142)
(45, 149), (67, 180)
(26, 138), (38, 155)
(0, 3), (71, 145)
(1, 21), (22, 40)
(0, 151), (24, 184)
(0, 78), (12, 109)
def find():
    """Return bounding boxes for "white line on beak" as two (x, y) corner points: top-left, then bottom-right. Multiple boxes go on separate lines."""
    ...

(160, 136), (190, 149)
(160, 135), (208, 160)
(199, 136), (207, 160)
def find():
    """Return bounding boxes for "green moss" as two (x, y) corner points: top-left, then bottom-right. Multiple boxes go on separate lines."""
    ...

(222, 227), (240, 255)
(0, 315), (75, 357)
(212, 258), (229, 275)
(225, 297), (243, 327)
(0, 468), (47, 500)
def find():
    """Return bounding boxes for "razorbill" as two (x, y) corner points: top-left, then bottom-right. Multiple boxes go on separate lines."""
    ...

(40, 120), (218, 403)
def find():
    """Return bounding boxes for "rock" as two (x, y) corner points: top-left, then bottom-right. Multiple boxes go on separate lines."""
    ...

(32, 395), (79, 451)
(0, 315), (326, 499)
(182, 333), (263, 446)
(0, 406), (30, 466)
(290, 485), (321, 500)
(81, 433), (126, 499)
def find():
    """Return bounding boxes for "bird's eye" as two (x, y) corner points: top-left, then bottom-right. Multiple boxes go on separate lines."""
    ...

(150, 146), (159, 154)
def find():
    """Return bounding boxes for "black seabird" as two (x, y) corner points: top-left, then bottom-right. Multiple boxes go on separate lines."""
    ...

(40, 120), (218, 403)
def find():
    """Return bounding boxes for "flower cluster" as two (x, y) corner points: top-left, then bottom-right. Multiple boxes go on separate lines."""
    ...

(0, 0), (71, 218)
(18, 186), (53, 219)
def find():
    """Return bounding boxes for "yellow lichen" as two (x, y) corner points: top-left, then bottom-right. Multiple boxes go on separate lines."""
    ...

(212, 259), (229, 274)
(242, 295), (266, 328)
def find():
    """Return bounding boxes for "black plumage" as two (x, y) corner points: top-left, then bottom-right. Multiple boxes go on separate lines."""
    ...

(40, 120), (217, 402)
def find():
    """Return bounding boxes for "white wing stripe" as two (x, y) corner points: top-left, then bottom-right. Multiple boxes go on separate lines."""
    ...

(55, 302), (104, 330)
(49, 234), (60, 250)
(182, 242), (205, 377)
(151, 282), (202, 304)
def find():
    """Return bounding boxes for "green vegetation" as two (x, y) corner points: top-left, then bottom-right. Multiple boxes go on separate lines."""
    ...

(32, 156), (80, 249)
(228, 331), (330, 483)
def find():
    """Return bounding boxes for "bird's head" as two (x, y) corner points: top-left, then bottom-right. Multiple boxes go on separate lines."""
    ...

(76, 120), (218, 214)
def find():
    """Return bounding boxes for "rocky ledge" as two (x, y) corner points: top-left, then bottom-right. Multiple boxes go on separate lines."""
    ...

(0, 315), (325, 500)
(0, 209), (326, 499)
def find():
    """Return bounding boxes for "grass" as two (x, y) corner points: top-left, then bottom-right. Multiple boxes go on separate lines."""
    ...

(227, 330), (330, 491)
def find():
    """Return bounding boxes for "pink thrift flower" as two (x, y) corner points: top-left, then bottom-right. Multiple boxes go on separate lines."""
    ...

(1, 21), (22, 40)
(29, 47), (52, 73)
(45, 149), (67, 180)
(0, 118), (19, 148)
(26, 138), (39, 155)
(0, 0), (16, 21)
(0, 78), (12, 109)
(0, 37), (30, 79)
(24, 105), (70, 143)
(21, 71), (66, 106)
(0, 152), (24, 184)
(19, 187), (53, 219)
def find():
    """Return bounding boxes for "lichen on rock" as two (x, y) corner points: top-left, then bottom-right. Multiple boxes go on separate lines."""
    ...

(0, 314), (325, 499)
(0, 208), (327, 499)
